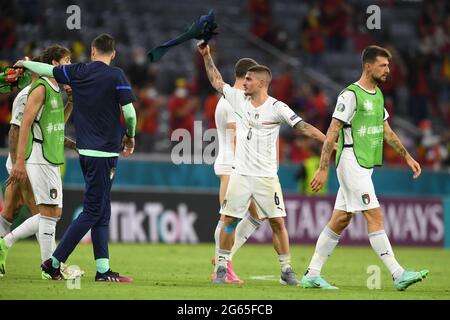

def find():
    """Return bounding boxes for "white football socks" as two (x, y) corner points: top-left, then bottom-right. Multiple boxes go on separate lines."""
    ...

(216, 249), (231, 271)
(3, 214), (40, 248)
(306, 226), (340, 276)
(214, 220), (224, 264)
(278, 253), (292, 272)
(230, 214), (261, 260)
(368, 230), (404, 280)
(38, 216), (58, 262)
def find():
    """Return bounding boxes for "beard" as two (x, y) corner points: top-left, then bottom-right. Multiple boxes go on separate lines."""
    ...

(373, 75), (387, 84)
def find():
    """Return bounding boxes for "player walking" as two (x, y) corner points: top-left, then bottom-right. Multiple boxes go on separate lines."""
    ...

(1, 46), (72, 278)
(301, 45), (428, 291)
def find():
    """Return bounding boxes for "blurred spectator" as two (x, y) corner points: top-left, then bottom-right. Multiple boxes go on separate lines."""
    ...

(408, 55), (431, 124)
(310, 83), (329, 132)
(271, 64), (294, 106)
(136, 85), (163, 152)
(203, 90), (221, 129)
(416, 119), (447, 170)
(379, 45), (407, 109)
(169, 78), (197, 137)
(291, 136), (312, 163)
(248, 0), (273, 42)
(320, 0), (352, 52)
(292, 83), (315, 116)
(418, 1), (440, 57)
(300, 4), (325, 68)
(70, 40), (87, 63)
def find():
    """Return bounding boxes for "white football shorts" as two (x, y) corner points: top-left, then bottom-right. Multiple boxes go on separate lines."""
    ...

(220, 173), (286, 219)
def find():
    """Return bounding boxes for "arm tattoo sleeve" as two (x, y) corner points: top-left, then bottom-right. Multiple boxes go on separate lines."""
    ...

(384, 123), (409, 159)
(294, 121), (323, 142)
(8, 125), (20, 164)
(203, 55), (224, 95)
(318, 119), (344, 170)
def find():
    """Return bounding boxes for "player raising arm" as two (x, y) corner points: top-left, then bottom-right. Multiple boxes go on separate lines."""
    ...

(198, 41), (326, 285)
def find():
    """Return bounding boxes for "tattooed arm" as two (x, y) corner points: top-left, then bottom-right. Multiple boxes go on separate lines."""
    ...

(384, 121), (421, 179)
(294, 121), (327, 144)
(8, 125), (20, 164)
(197, 42), (226, 95)
(310, 118), (344, 192)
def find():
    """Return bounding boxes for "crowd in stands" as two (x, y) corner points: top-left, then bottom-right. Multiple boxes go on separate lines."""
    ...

(0, 0), (449, 171)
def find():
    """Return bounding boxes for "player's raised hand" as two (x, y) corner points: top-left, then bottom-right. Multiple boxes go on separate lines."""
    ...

(406, 155), (421, 179)
(310, 168), (328, 193)
(197, 40), (210, 56)
(122, 136), (135, 157)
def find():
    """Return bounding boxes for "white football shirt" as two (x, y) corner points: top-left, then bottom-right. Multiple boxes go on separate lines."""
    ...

(6, 85), (31, 170)
(223, 84), (302, 177)
(214, 96), (236, 167)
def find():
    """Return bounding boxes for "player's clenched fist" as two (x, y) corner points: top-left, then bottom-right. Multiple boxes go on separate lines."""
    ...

(197, 41), (210, 56)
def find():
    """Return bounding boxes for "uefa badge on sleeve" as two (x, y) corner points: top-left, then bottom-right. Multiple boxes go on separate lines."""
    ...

(362, 193), (371, 205)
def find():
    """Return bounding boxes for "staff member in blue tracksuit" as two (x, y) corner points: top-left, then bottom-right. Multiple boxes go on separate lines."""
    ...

(16, 33), (137, 282)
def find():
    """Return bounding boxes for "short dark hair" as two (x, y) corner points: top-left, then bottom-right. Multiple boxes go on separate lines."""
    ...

(91, 33), (115, 54)
(41, 45), (71, 65)
(235, 58), (258, 78)
(362, 45), (392, 66)
(247, 64), (272, 82)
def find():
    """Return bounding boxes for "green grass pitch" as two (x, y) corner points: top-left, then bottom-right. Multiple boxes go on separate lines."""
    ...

(1, 242), (449, 300)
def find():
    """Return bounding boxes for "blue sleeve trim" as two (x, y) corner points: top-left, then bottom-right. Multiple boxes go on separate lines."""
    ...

(116, 86), (132, 90)
(62, 65), (71, 83)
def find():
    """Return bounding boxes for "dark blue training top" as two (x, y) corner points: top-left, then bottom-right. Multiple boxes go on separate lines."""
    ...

(53, 61), (136, 153)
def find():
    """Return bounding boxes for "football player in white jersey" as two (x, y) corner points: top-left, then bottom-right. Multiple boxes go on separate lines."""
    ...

(212, 58), (265, 284)
(0, 54), (79, 278)
(198, 42), (327, 285)
(0, 59), (40, 240)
